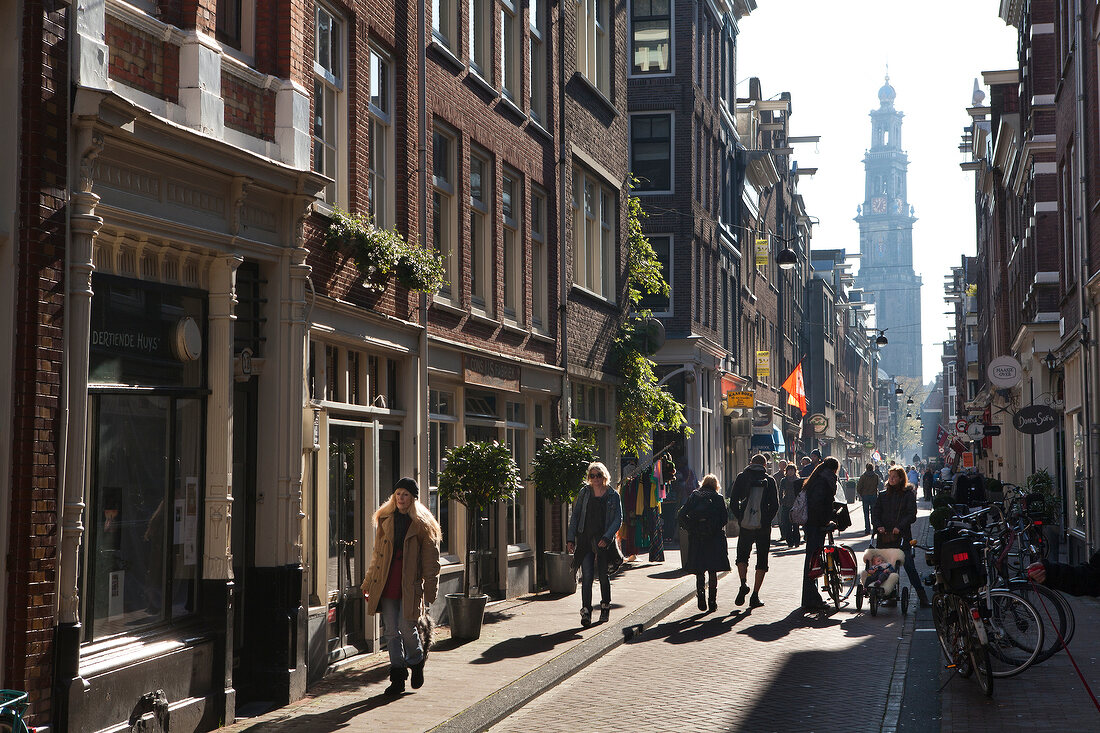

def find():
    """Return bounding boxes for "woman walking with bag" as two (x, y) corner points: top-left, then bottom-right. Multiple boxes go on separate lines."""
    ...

(361, 477), (442, 695)
(567, 462), (623, 627)
(678, 473), (731, 612)
(872, 467), (930, 607)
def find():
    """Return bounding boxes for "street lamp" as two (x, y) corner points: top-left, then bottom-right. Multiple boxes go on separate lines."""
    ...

(895, 387), (904, 396)
(778, 247), (798, 270)
(1045, 351), (1057, 371)
(906, 396), (914, 405)
(876, 330), (889, 347)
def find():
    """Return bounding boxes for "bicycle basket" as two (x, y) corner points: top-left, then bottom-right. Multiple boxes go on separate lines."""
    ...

(836, 545), (859, 578)
(930, 526), (962, 566)
(1021, 492), (1047, 520)
(939, 537), (984, 593)
(808, 552), (824, 579)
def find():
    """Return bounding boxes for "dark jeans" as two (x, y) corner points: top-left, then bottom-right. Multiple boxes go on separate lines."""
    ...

(778, 506), (796, 546)
(860, 495), (876, 534)
(902, 542), (929, 603)
(802, 526), (825, 606)
(696, 570), (718, 597)
(580, 550), (610, 610)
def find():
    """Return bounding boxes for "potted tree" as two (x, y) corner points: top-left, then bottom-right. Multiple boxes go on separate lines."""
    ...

(1025, 468), (1062, 558)
(529, 436), (596, 594)
(437, 441), (521, 640)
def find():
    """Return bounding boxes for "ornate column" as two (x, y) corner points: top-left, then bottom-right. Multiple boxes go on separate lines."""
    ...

(277, 238), (310, 567)
(204, 253), (242, 580)
(59, 129), (103, 626)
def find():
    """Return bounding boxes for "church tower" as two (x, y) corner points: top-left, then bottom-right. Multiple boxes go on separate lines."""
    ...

(855, 76), (923, 382)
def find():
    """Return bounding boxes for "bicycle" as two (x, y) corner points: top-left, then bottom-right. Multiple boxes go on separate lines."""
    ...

(812, 526), (858, 609)
(0, 690), (32, 733)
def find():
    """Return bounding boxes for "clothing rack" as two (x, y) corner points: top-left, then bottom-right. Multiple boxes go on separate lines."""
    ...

(617, 442), (676, 489)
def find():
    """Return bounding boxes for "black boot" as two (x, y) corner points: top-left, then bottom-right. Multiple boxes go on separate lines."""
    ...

(696, 579), (707, 611)
(708, 586), (718, 613)
(385, 666), (407, 695)
(598, 602), (610, 624)
(411, 659), (425, 689)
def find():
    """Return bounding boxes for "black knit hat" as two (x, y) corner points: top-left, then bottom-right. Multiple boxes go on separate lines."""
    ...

(393, 476), (419, 499)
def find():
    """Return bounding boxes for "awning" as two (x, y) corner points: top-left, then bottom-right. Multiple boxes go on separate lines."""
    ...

(773, 427), (786, 454)
(749, 426), (786, 453)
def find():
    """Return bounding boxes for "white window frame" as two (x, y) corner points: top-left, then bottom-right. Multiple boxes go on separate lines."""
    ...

(313, 2), (346, 206)
(368, 48), (394, 229)
(432, 0), (459, 53)
(529, 0), (547, 123)
(571, 167), (616, 299)
(531, 188), (549, 331)
(469, 0), (493, 80)
(629, 0), (672, 77)
(215, 0), (257, 60)
(432, 125), (458, 300)
(629, 112), (673, 194)
(501, 169), (522, 321)
(470, 148), (493, 313)
(500, 0), (520, 101)
(576, 0), (610, 95)
(505, 400), (529, 547)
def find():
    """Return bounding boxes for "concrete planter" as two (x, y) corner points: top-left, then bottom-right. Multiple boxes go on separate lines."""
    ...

(445, 593), (489, 640)
(543, 551), (577, 595)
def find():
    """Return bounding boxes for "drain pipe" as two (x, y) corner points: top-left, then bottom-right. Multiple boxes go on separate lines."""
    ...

(1074, 0), (1096, 554)
(418, 0), (429, 486)
(557, 0), (571, 547)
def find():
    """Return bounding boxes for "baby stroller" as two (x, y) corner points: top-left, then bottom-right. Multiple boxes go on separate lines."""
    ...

(855, 546), (909, 616)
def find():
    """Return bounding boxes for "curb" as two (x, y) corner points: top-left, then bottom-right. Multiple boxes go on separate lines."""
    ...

(430, 572), (708, 732)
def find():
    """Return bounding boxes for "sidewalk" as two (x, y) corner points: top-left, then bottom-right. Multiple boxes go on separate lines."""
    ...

(220, 547), (705, 733)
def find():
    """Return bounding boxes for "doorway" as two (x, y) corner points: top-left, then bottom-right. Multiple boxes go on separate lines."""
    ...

(327, 424), (365, 661)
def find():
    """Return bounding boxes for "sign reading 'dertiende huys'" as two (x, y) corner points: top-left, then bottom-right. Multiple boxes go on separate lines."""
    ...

(89, 274), (207, 388)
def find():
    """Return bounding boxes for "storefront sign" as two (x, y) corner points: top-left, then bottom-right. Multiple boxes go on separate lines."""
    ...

(755, 238), (769, 268)
(864, 441), (876, 449)
(727, 390), (755, 409)
(1012, 404), (1058, 435)
(756, 350), (770, 378)
(987, 355), (1023, 389)
(846, 447), (862, 458)
(962, 452), (975, 469)
(966, 422), (985, 440)
(463, 355), (521, 392)
(808, 413), (829, 433)
(983, 424), (1002, 436)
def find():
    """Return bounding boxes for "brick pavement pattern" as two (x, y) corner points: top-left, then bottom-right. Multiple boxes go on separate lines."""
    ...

(490, 521), (903, 733)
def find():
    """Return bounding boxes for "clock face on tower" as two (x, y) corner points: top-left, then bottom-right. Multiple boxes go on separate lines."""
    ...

(871, 196), (886, 213)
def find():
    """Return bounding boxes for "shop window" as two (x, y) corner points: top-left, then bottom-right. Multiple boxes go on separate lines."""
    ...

(465, 390), (498, 419)
(506, 400), (528, 545)
(84, 394), (203, 640)
(429, 389), (456, 555)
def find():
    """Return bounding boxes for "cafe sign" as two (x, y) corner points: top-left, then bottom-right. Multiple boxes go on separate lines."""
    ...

(463, 355), (521, 392)
(808, 413), (829, 433)
(1012, 404), (1058, 435)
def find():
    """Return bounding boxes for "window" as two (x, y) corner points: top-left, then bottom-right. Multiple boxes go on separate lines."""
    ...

(313, 3), (345, 204)
(433, 126), (458, 299)
(572, 381), (611, 462)
(505, 401), (528, 545)
(428, 389), (456, 554)
(631, 0), (670, 74)
(501, 0), (519, 100)
(470, 150), (492, 311)
(572, 168), (616, 298)
(576, 0), (610, 95)
(470, 0), (492, 78)
(531, 189), (548, 330)
(368, 49), (393, 228)
(502, 170), (522, 319)
(638, 235), (671, 314)
(529, 0), (547, 123)
(433, 0), (457, 52)
(630, 113), (672, 192)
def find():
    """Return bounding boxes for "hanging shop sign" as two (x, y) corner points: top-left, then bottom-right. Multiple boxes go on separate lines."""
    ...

(864, 441), (876, 449)
(463, 354), (521, 392)
(961, 452), (975, 469)
(983, 424), (1002, 437)
(1012, 404), (1058, 435)
(966, 422), (985, 440)
(808, 414), (829, 433)
(987, 355), (1023, 389)
(727, 390), (755, 409)
(755, 238), (769, 268)
(756, 350), (770, 378)
(846, 447), (862, 458)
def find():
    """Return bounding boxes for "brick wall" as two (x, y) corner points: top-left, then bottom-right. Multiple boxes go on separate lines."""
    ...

(7, 0), (66, 724)
(222, 71), (276, 140)
(105, 18), (180, 103)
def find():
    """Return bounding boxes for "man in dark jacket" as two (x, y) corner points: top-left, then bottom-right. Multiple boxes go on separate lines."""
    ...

(778, 464), (801, 547)
(1028, 553), (1100, 596)
(856, 463), (880, 535)
(799, 449), (822, 478)
(729, 454), (779, 608)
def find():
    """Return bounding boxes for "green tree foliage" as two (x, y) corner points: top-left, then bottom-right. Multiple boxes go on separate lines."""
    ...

(529, 436), (597, 505)
(615, 181), (689, 458)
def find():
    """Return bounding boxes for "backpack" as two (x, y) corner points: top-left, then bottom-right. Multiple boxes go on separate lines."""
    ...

(790, 485), (809, 526)
(741, 477), (768, 529)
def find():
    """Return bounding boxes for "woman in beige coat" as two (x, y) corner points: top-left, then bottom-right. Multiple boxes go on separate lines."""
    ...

(361, 477), (441, 695)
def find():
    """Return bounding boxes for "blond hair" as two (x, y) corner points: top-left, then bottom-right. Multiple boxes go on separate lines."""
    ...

(587, 461), (611, 484)
(699, 473), (720, 491)
(373, 491), (443, 545)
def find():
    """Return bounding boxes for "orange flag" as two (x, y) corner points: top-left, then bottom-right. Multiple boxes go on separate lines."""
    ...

(782, 362), (807, 415)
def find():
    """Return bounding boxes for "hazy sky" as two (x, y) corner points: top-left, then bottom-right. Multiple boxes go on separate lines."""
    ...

(737, 1), (1018, 382)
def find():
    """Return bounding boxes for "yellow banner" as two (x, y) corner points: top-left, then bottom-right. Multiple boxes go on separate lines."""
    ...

(755, 238), (769, 268)
(727, 390), (755, 409)
(756, 350), (770, 378)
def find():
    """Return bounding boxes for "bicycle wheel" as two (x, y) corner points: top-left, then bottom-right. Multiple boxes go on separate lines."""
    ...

(931, 594), (952, 661)
(966, 620), (995, 697)
(826, 563), (842, 609)
(1006, 580), (1074, 661)
(984, 589), (1044, 678)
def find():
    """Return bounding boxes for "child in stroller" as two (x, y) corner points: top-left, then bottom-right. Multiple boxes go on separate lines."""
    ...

(855, 546), (910, 616)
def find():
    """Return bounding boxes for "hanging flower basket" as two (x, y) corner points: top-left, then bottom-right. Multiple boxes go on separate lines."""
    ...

(323, 209), (448, 294)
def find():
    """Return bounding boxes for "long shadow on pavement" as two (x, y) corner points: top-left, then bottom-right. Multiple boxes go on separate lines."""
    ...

(471, 627), (585, 664)
(235, 692), (402, 733)
(738, 607), (843, 642)
(630, 609), (753, 646)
